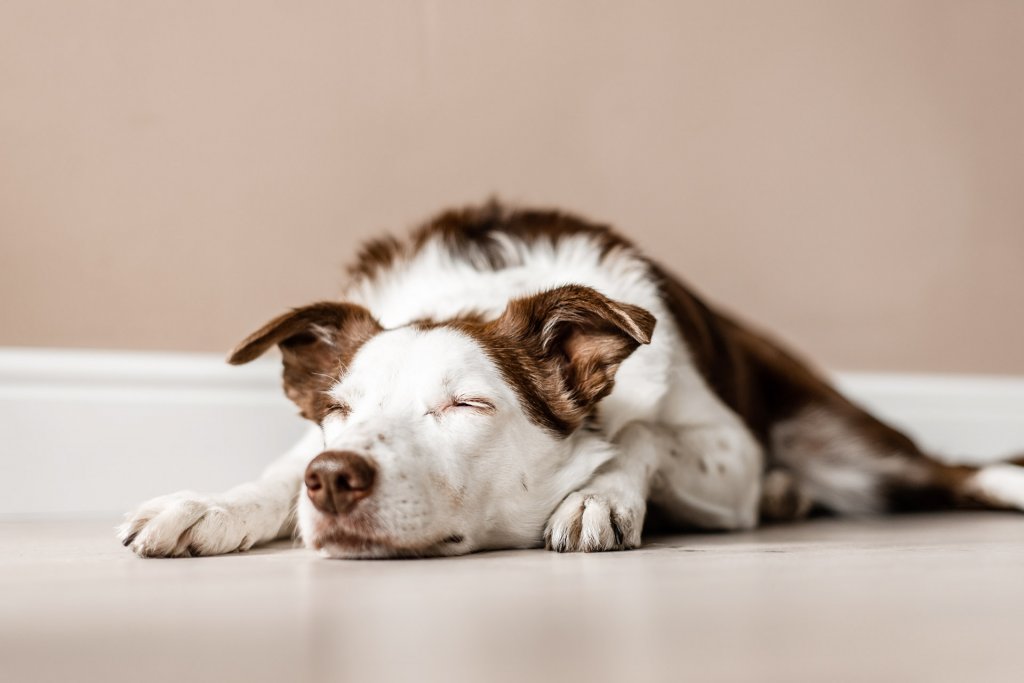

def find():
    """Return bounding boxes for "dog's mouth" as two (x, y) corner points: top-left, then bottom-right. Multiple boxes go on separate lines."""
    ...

(308, 525), (467, 559)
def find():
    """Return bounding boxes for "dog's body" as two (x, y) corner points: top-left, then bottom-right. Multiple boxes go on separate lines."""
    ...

(120, 202), (1024, 558)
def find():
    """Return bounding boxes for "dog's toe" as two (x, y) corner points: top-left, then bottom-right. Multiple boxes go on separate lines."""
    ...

(544, 492), (642, 552)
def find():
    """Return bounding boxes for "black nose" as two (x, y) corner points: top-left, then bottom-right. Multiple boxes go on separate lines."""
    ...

(304, 451), (377, 514)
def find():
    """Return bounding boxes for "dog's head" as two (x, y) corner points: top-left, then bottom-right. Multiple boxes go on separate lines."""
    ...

(229, 285), (654, 558)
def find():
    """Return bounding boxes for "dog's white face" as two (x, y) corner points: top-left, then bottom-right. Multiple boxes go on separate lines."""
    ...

(301, 327), (571, 557)
(229, 285), (655, 558)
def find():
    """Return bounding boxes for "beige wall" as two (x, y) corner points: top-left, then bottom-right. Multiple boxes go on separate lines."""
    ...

(1, 1), (1022, 373)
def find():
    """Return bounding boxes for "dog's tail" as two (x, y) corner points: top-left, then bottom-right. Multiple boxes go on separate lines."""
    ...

(955, 452), (1024, 511)
(885, 448), (1024, 513)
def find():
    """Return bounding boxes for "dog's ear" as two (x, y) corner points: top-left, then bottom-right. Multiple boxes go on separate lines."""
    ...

(228, 302), (383, 420)
(493, 285), (656, 429)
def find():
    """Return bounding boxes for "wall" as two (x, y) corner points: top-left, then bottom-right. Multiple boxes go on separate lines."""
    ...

(2, 1), (1022, 373)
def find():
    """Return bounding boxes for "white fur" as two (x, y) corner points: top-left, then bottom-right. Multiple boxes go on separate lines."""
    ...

(122, 230), (763, 557)
(964, 465), (1024, 510)
(303, 326), (622, 556)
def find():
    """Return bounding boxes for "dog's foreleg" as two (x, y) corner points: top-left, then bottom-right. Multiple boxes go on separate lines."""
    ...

(544, 424), (662, 552)
(118, 427), (322, 557)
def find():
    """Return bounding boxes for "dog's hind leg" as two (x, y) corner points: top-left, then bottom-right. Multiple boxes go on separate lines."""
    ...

(118, 426), (322, 557)
(770, 403), (1024, 516)
(759, 468), (814, 522)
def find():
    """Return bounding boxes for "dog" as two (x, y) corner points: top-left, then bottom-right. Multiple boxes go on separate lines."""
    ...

(119, 201), (1024, 558)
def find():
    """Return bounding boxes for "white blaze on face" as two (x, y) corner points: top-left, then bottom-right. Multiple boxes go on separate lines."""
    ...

(298, 326), (580, 557)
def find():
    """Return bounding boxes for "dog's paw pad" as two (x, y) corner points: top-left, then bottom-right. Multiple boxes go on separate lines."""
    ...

(544, 492), (642, 552)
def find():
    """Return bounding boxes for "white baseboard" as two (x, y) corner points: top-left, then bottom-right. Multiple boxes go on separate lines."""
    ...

(0, 348), (308, 516)
(1, 347), (1023, 516)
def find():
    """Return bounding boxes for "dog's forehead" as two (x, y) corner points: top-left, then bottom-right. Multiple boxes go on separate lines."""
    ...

(338, 325), (499, 395)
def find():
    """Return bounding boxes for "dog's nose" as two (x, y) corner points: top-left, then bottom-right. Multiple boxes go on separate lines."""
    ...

(304, 451), (377, 514)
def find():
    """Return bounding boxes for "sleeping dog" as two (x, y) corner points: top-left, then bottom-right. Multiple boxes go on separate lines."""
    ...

(119, 201), (1024, 558)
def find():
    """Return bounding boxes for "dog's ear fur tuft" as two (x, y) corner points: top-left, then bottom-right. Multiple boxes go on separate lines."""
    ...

(228, 302), (382, 420)
(494, 285), (656, 430)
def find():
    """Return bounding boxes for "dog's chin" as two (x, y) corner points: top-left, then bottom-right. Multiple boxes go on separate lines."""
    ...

(306, 526), (468, 559)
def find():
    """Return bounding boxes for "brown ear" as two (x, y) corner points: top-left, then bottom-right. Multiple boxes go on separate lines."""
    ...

(228, 302), (382, 420)
(490, 285), (656, 433)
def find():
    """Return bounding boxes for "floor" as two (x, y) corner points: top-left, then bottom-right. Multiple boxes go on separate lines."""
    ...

(2, 514), (1023, 683)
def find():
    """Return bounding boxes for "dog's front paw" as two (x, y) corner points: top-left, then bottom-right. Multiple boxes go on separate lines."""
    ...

(544, 491), (644, 552)
(118, 491), (257, 558)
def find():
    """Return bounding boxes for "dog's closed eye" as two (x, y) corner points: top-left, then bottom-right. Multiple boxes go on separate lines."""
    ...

(429, 397), (496, 417)
(324, 402), (352, 419)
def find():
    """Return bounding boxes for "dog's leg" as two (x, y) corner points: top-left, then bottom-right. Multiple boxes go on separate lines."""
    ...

(544, 425), (660, 552)
(118, 427), (322, 557)
(544, 420), (763, 551)
(759, 468), (814, 522)
(773, 404), (1024, 516)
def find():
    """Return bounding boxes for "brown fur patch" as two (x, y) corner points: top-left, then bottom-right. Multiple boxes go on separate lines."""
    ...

(454, 284), (655, 436)
(346, 235), (405, 284)
(227, 302), (382, 421)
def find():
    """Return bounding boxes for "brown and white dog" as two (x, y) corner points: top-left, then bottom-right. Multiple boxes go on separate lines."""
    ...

(119, 201), (1024, 558)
